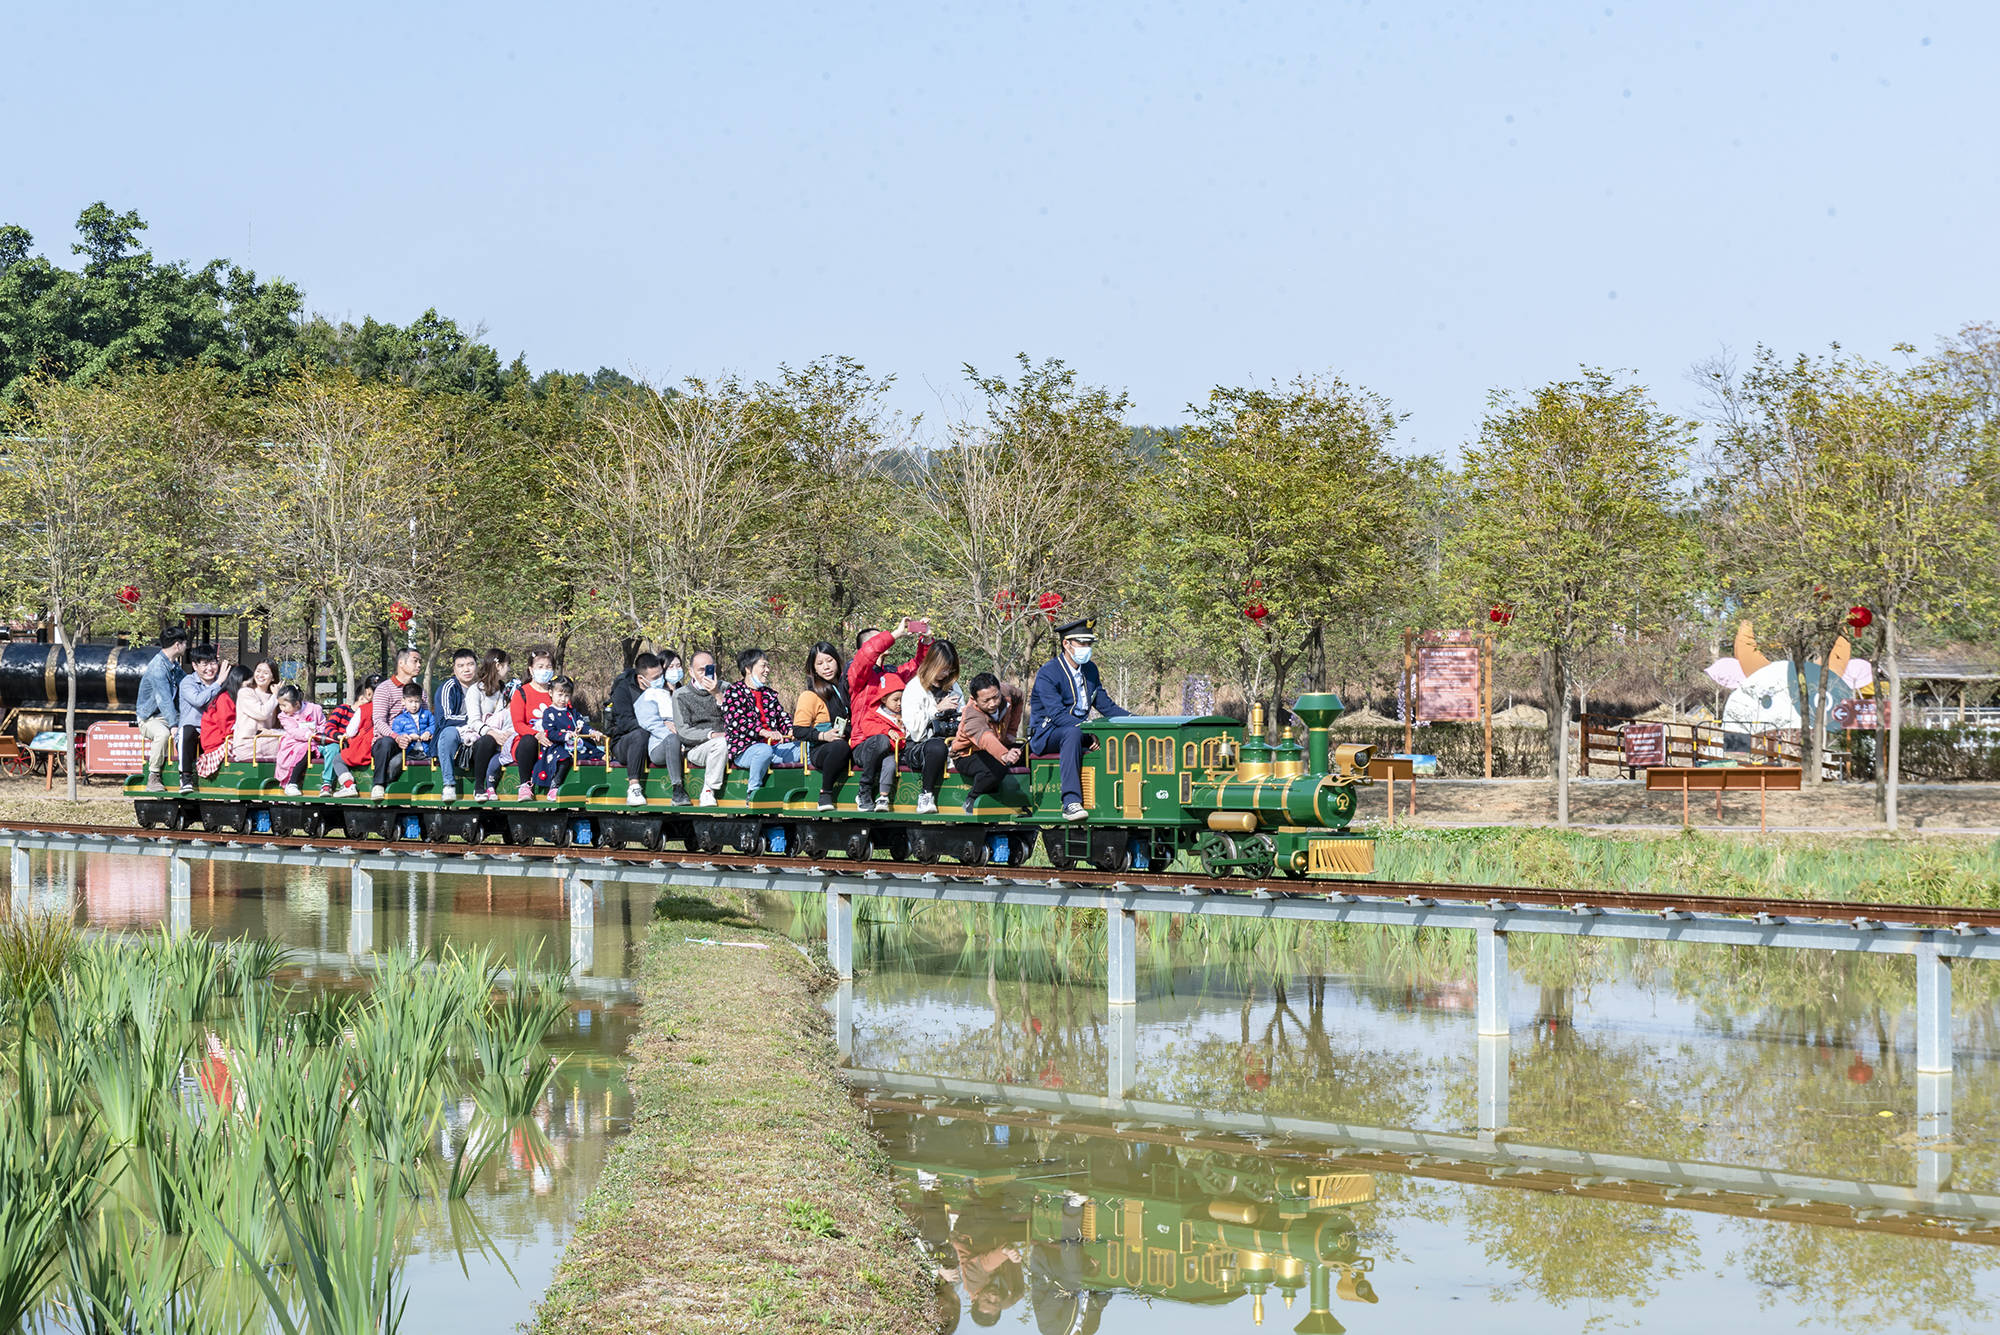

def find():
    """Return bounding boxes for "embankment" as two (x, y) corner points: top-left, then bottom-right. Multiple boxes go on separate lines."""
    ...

(532, 890), (935, 1335)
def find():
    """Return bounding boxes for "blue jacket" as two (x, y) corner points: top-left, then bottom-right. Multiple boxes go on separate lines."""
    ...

(135, 652), (183, 727)
(434, 679), (471, 729)
(390, 707), (436, 760)
(1028, 655), (1129, 748)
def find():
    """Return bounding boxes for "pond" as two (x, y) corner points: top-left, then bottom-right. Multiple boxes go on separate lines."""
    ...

(15, 848), (647, 1334)
(766, 898), (2000, 1334)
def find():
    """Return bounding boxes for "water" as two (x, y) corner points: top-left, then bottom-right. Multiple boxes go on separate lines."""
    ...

(20, 849), (644, 1334)
(788, 904), (2000, 1334)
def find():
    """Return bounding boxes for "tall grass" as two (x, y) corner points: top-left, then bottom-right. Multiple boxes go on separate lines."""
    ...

(0, 916), (577, 1333)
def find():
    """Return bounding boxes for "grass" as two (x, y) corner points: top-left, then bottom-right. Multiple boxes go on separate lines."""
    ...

(531, 889), (934, 1335)
(0, 915), (578, 1334)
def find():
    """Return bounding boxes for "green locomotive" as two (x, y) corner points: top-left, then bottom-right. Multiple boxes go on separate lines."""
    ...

(126, 692), (1375, 879)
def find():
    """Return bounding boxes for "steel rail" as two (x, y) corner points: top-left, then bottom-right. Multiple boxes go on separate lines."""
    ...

(1, 818), (1995, 929)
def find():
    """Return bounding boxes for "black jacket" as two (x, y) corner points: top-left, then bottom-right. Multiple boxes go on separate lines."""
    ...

(606, 670), (645, 742)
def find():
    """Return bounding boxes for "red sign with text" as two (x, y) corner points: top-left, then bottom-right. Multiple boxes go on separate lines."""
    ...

(85, 722), (147, 776)
(1416, 645), (1482, 721)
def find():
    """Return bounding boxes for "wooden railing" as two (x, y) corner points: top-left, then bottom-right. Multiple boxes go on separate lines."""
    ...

(1578, 716), (1842, 779)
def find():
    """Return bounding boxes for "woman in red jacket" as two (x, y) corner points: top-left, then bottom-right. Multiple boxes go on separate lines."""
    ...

(196, 665), (245, 777)
(846, 618), (929, 811)
(508, 648), (557, 801)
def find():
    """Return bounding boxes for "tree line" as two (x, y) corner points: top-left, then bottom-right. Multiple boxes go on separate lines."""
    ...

(3, 204), (1997, 824)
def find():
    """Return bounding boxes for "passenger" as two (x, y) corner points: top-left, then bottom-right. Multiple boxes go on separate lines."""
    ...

(794, 640), (851, 811)
(901, 640), (964, 814)
(467, 649), (513, 802)
(136, 627), (191, 792)
(432, 647), (479, 802)
(274, 684), (346, 797)
(1028, 617), (1132, 822)
(848, 619), (930, 811)
(340, 675), (380, 779)
(369, 648), (424, 800)
(231, 659), (284, 762)
(507, 648), (558, 802)
(310, 688), (362, 798)
(197, 664), (247, 778)
(388, 681), (436, 767)
(528, 677), (600, 799)
(175, 646), (228, 794)
(632, 651), (691, 804)
(608, 651), (675, 806)
(722, 648), (799, 800)
(952, 673), (1026, 815)
(670, 651), (731, 807)
(850, 685), (907, 813)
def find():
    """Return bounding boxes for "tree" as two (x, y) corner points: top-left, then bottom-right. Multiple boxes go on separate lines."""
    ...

(1138, 375), (1418, 730)
(1448, 369), (1697, 825)
(242, 369), (417, 696)
(1816, 359), (1999, 829)
(0, 377), (173, 797)
(569, 379), (799, 654)
(911, 356), (1135, 680)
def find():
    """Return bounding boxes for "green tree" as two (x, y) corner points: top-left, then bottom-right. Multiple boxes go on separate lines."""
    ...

(1138, 375), (1418, 731)
(1448, 369), (1697, 825)
(911, 356), (1135, 680)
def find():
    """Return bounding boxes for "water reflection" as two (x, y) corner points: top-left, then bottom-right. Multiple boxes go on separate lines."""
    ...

(787, 899), (2000, 1333)
(15, 847), (644, 1334)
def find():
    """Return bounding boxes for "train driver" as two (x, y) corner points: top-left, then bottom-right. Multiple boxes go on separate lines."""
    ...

(1028, 617), (1131, 822)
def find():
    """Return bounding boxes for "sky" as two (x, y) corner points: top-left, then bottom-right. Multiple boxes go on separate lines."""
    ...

(5, 1), (1993, 454)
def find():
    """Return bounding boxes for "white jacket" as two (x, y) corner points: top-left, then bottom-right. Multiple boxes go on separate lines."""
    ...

(902, 680), (965, 745)
(467, 683), (511, 738)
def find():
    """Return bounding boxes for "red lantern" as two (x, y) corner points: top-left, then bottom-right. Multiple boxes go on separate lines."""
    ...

(767, 595), (787, 617)
(1847, 605), (1873, 632)
(1488, 605), (1512, 625)
(1846, 1055), (1874, 1085)
(115, 585), (140, 608)
(1037, 1061), (1064, 1089)
(995, 588), (1020, 621)
(1243, 602), (1269, 624)
(1244, 1070), (1271, 1091)
(1037, 591), (1065, 619)
(1244, 577), (1264, 592)
(389, 601), (413, 630)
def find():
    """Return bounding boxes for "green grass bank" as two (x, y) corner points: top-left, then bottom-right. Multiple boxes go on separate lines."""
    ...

(531, 891), (934, 1335)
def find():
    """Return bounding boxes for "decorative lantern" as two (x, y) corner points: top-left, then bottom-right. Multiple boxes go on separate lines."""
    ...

(1847, 605), (1873, 632)
(1488, 605), (1512, 625)
(1243, 602), (1269, 625)
(1037, 591), (1065, 619)
(767, 595), (787, 617)
(995, 589), (1020, 621)
(115, 585), (140, 608)
(389, 601), (413, 631)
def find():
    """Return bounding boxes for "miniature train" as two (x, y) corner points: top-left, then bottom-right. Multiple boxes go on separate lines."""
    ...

(126, 693), (1376, 879)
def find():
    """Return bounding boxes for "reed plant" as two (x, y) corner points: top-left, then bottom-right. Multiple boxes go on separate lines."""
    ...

(0, 930), (577, 1333)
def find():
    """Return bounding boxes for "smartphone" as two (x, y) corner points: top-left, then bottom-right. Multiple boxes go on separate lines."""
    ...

(908, 618), (930, 636)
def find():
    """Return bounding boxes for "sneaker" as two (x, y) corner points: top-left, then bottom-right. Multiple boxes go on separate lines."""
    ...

(627, 782), (647, 806)
(337, 781), (359, 798)
(516, 784), (532, 802)
(319, 783), (333, 797)
(916, 792), (937, 814)
(477, 788), (495, 802)
(962, 796), (977, 816)
(1062, 802), (1088, 822)
(283, 784), (302, 797)
(441, 785), (457, 802)
(873, 795), (893, 813)
(698, 789), (718, 807)
(370, 785), (386, 801)
(144, 776), (165, 794)
(817, 797), (836, 812)
(541, 787), (560, 801)
(669, 785), (690, 806)
(854, 793), (874, 812)
(179, 781), (194, 795)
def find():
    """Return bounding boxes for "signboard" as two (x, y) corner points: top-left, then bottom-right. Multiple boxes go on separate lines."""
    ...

(1621, 722), (1666, 769)
(84, 722), (147, 776)
(1416, 645), (1482, 722)
(1833, 698), (1891, 730)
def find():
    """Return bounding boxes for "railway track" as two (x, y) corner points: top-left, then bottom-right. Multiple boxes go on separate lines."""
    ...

(5, 818), (1998, 931)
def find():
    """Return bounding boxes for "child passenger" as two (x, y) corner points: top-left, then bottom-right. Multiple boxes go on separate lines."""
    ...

(275, 684), (354, 797)
(528, 677), (599, 800)
(850, 686), (907, 813)
(388, 681), (436, 764)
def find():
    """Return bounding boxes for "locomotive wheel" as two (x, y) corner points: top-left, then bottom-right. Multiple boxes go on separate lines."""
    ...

(1198, 833), (1238, 878)
(1041, 828), (1076, 872)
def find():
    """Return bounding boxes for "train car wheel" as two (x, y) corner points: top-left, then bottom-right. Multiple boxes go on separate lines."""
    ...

(1041, 828), (1076, 871)
(841, 830), (872, 862)
(905, 829), (940, 864)
(1006, 829), (1036, 867)
(872, 828), (909, 862)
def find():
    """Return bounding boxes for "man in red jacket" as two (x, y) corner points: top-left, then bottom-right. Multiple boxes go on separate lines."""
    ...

(846, 618), (930, 811)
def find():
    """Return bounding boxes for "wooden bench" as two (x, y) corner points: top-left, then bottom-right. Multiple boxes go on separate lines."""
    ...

(1645, 765), (1803, 831)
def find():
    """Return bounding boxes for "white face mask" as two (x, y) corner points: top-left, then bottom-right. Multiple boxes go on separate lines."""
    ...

(663, 666), (684, 685)
(532, 667), (555, 686)
(1071, 645), (1093, 665)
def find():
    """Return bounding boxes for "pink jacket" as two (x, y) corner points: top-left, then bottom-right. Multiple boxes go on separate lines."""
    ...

(276, 702), (326, 779)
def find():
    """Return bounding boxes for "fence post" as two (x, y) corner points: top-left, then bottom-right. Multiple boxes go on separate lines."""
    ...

(1916, 937), (1952, 1076)
(1477, 1033), (1509, 1134)
(1477, 922), (1509, 1037)
(825, 887), (854, 980)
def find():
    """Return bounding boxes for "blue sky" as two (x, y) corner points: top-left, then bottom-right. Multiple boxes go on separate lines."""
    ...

(5, 1), (1989, 453)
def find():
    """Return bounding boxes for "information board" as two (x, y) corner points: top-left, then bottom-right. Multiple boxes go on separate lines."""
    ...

(84, 722), (147, 776)
(1416, 645), (1482, 721)
(1621, 722), (1666, 769)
